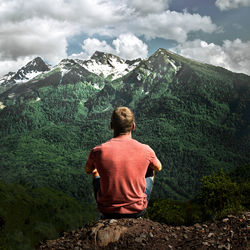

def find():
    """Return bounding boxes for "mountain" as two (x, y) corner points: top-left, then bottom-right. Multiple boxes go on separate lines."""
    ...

(77, 51), (141, 79)
(0, 57), (50, 88)
(0, 49), (249, 203)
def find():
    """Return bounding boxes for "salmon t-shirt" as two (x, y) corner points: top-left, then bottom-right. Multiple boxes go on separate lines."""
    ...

(87, 137), (158, 214)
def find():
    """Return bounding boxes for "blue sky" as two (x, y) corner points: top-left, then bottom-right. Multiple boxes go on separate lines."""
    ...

(0, 0), (250, 76)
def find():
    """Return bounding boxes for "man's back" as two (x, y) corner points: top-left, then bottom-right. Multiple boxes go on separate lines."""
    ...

(85, 106), (162, 217)
(90, 136), (158, 214)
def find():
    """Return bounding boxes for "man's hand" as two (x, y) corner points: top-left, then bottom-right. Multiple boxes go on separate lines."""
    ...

(85, 158), (95, 174)
(149, 158), (162, 172)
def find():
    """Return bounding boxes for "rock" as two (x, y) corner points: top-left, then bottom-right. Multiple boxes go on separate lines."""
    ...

(172, 233), (177, 239)
(202, 242), (210, 246)
(208, 232), (214, 238)
(218, 244), (226, 249)
(230, 230), (234, 237)
(95, 225), (127, 247)
(225, 243), (231, 250)
(140, 233), (147, 239)
(135, 237), (143, 243)
(76, 240), (82, 246)
(183, 234), (188, 239)
(109, 219), (117, 224)
(194, 223), (202, 229)
(149, 232), (154, 238)
(223, 218), (229, 223)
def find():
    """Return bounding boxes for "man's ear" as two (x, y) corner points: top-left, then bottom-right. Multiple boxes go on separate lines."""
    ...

(132, 122), (135, 131)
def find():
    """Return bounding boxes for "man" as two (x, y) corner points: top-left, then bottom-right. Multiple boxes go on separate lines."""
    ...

(85, 107), (162, 219)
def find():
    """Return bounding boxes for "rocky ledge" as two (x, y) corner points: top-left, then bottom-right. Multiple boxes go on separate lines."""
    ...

(38, 212), (249, 249)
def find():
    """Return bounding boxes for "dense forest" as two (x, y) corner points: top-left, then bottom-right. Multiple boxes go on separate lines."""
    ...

(0, 49), (249, 249)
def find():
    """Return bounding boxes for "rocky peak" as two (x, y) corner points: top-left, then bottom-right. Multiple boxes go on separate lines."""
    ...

(25, 57), (50, 72)
(58, 59), (77, 69)
(143, 48), (181, 73)
(14, 57), (49, 79)
(90, 51), (125, 65)
(125, 58), (142, 66)
(77, 51), (141, 80)
(0, 57), (50, 87)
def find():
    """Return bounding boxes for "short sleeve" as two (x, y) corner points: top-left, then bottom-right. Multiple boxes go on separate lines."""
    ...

(88, 149), (95, 161)
(87, 145), (102, 166)
(85, 148), (96, 173)
(146, 145), (159, 167)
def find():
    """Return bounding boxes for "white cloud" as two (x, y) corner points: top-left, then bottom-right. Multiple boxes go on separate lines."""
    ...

(113, 33), (148, 59)
(126, 11), (217, 42)
(127, 0), (170, 14)
(70, 34), (148, 60)
(215, 0), (250, 10)
(173, 39), (250, 75)
(70, 38), (114, 60)
(0, 0), (124, 27)
(0, 18), (68, 62)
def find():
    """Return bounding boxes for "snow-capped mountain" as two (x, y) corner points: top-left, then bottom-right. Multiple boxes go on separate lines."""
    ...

(0, 57), (50, 87)
(0, 52), (142, 91)
(76, 51), (141, 80)
(0, 72), (15, 86)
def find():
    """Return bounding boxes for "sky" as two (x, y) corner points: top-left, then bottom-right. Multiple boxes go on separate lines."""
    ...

(0, 0), (250, 77)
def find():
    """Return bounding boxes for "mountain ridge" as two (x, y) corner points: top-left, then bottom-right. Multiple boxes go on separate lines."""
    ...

(1, 48), (249, 89)
(0, 51), (142, 92)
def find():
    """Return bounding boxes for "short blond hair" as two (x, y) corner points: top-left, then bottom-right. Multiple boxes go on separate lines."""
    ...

(111, 107), (134, 134)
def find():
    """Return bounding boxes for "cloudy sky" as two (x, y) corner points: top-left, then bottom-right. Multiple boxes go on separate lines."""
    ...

(0, 0), (250, 76)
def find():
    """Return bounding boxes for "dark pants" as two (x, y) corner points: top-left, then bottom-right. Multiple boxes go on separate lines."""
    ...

(93, 176), (154, 219)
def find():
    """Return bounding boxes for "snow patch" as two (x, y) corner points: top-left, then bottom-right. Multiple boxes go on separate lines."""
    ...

(57, 66), (71, 85)
(30, 97), (41, 103)
(166, 57), (181, 72)
(15, 71), (44, 84)
(141, 88), (149, 95)
(8, 93), (15, 98)
(78, 56), (140, 80)
(0, 102), (6, 110)
(93, 83), (102, 90)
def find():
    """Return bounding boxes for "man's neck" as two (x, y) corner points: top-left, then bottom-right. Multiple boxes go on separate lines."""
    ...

(113, 132), (132, 139)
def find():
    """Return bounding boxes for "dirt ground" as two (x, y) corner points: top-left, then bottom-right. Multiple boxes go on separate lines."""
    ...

(38, 212), (249, 249)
